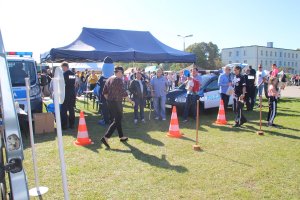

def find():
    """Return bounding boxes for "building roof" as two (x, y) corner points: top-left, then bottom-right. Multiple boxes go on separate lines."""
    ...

(222, 45), (300, 52)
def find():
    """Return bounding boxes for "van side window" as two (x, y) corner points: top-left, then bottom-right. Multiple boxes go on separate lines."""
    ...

(206, 80), (218, 91)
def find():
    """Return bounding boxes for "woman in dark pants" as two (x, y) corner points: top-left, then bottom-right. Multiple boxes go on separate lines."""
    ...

(101, 66), (135, 149)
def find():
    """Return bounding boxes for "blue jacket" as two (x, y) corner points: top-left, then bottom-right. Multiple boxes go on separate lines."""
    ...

(218, 73), (231, 94)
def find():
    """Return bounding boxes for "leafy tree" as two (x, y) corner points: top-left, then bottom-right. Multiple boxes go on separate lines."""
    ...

(186, 42), (221, 69)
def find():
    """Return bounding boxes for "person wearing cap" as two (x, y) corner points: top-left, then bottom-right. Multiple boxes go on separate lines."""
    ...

(61, 62), (76, 130)
(218, 66), (232, 109)
(100, 66), (135, 148)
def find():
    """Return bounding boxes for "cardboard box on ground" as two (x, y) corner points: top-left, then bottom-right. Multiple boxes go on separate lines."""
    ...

(33, 113), (55, 134)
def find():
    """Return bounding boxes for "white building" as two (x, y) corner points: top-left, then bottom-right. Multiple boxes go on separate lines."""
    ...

(221, 42), (300, 73)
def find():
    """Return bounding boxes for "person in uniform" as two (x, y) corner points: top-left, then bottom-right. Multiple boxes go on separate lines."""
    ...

(244, 68), (256, 111)
(61, 62), (76, 130)
(232, 66), (247, 127)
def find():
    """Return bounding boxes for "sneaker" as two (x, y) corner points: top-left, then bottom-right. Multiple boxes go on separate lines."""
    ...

(183, 119), (188, 123)
(141, 119), (145, 123)
(162, 118), (166, 121)
(154, 117), (159, 120)
(232, 124), (240, 128)
(134, 119), (138, 124)
(120, 137), (128, 142)
(101, 137), (110, 148)
(240, 119), (247, 125)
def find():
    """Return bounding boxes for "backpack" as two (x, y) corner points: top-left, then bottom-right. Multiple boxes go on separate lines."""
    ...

(281, 74), (287, 82)
(192, 78), (200, 93)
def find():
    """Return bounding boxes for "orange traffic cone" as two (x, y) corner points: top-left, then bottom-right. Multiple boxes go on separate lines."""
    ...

(167, 106), (182, 138)
(215, 99), (227, 125)
(74, 111), (93, 146)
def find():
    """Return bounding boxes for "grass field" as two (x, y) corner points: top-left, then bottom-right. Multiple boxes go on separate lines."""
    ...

(22, 97), (300, 200)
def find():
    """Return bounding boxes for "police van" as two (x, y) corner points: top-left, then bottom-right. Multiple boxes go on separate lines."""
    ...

(6, 52), (42, 113)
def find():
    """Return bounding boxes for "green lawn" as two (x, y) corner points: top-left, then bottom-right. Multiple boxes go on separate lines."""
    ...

(22, 98), (300, 200)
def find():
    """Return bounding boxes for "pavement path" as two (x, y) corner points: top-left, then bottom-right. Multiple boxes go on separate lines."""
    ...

(281, 86), (300, 98)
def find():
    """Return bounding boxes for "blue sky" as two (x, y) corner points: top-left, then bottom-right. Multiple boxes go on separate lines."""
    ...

(0, 0), (299, 62)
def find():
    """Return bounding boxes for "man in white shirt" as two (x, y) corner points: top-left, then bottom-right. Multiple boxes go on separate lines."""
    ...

(255, 64), (267, 105)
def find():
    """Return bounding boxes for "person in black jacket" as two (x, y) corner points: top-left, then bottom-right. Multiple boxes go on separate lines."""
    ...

(129, 70), (147, 124)
(61, 62), (76, 130)
(244, 68), (256, 111)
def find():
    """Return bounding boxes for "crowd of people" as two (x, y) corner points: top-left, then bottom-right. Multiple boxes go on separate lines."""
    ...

(41, 57), (292, 148)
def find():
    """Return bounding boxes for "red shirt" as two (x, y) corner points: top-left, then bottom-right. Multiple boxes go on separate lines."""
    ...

(271, 68), (279, 77)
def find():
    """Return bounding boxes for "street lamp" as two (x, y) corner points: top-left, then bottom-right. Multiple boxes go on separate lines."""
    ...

(177, 34), (193, 51)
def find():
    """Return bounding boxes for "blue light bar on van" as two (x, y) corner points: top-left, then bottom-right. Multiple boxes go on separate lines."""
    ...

(6, 52), (33, 57)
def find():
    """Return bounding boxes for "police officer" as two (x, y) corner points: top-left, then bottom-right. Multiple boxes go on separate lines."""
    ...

(232, 66), (247, 127)
(61, 62), (76, 130)
(244, 67), (256, 111)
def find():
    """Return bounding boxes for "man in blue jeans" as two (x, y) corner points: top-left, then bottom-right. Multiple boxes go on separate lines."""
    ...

(255, 64), (267, 106)
(150, 68), (168, 120)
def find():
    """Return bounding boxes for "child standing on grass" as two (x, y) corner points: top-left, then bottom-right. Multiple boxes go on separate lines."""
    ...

(267, 77), (279, 127)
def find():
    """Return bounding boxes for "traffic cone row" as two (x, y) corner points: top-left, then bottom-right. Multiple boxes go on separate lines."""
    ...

(215, 99), (227, 125)
(167, 106), (182, 138)
(74, 111), (93, 146)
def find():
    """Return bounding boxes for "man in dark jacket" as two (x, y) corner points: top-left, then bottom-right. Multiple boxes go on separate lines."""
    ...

(244, 68), (256, 111)
(61, 62), (76, 130)
(129, 70), (147, 124)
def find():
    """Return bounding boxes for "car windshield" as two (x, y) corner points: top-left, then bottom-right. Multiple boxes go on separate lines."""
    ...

(178, 74), (214, 89)
(8, 61), (37, 86)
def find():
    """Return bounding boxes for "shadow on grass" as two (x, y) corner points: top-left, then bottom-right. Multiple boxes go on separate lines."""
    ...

(110, 142), (188, 173)
(205, 151), (253, 167)
(264, 129), (300, 140)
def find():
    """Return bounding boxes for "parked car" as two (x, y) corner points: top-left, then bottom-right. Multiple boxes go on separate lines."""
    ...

(165, 70), (233, 112)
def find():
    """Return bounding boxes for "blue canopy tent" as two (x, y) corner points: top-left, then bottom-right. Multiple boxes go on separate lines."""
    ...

(41, 27), (196, 63)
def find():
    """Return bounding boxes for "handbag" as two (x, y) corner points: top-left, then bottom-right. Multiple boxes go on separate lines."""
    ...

(226, 86), (234, 96)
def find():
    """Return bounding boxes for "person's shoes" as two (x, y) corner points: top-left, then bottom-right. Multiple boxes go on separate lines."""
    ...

(183, 119), (188, 123)
(120, 137), (128, 142)
(154, 117), (159, 120)
(232, 124), (240, 128)
(271, 124), (278, 127)
(240, 119), (247, 125)
(101, 137), (110, 148)
(162, 118), (166, 121)
(98, 120), (106, 126)
(141, 119), (145, 123)
(134, 119), (138, 124)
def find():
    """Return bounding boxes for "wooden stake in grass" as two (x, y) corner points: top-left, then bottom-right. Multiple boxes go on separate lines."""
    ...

(257, 96), (264, 136)
(193, 100), (201, 151)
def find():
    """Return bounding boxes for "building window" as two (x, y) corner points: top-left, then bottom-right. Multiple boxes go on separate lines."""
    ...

(265, 60), (268, 66)
(261, 60), (263, 64)
(236, 51), (239, 56)
(296, 62), (298, 67)
(296, 54), (298, 59)
(284, 62), (286, 66)
(275, 52), (277, 57)
(288, 53), (290, 58)
(261, 50), (263, 56)
(270, 51), (272, 57)
(236, 60), (239, 63)
(284, 52), (286, 57)
(266, 51), (268, 56)
(280, 52), (282, 57)
(292, 62), (294, 66)
(229, 61), (232, 64)
(244, 60), (247, 63)
(244, 50), (246, 56)
(229, 52), (232, 57)
(288, 62), (290, 66)
(279, 61), (282, 66)
(292, 53), (294, 58)
(274, 61), (277, 65)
